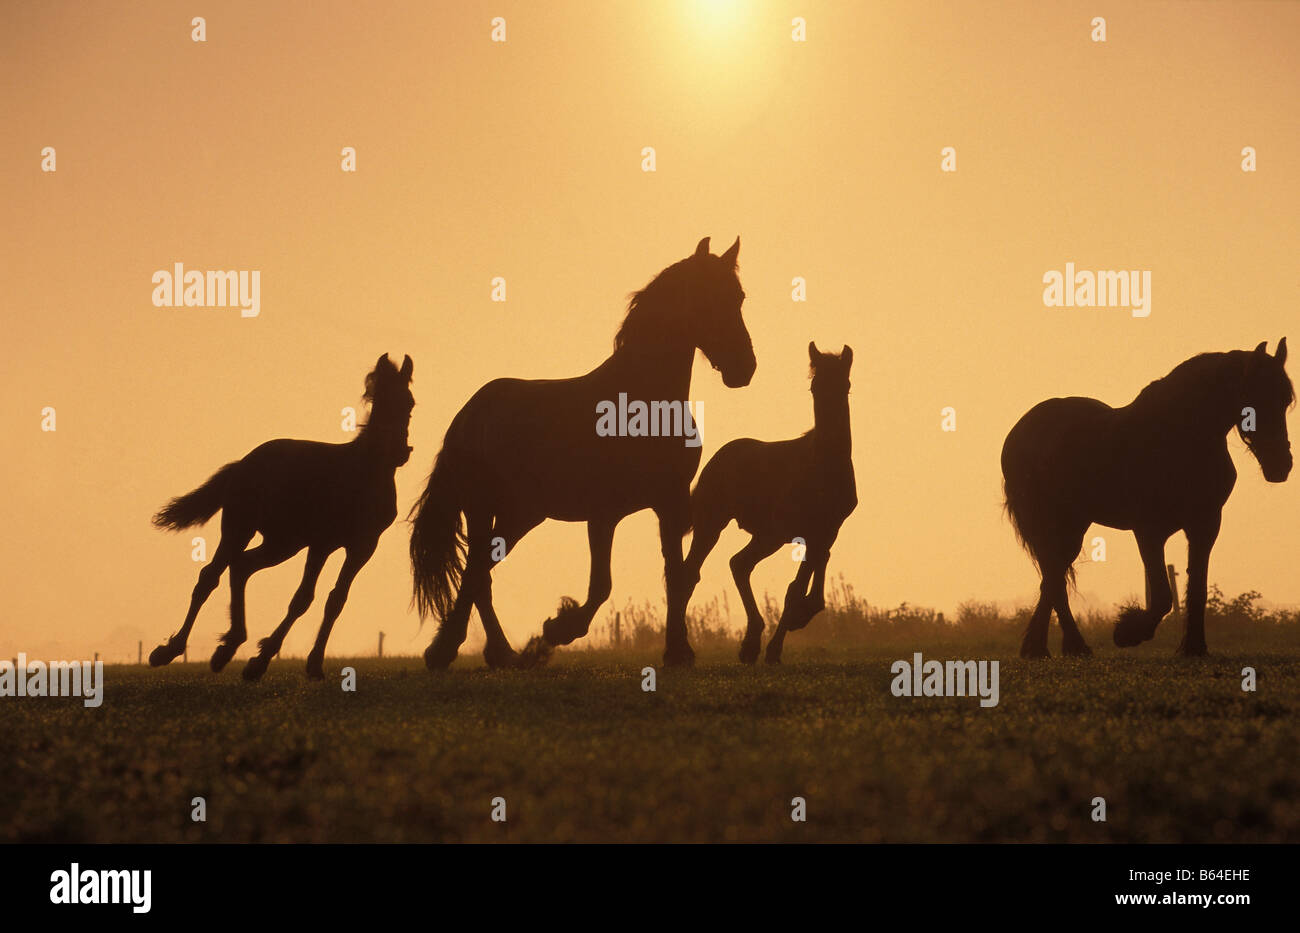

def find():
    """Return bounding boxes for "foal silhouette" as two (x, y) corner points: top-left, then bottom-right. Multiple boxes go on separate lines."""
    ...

(678, 342), (857, 663)
(149, 354), (415, 679)
(1003, 340), (1292, 658)
(410, 237), (755, 669)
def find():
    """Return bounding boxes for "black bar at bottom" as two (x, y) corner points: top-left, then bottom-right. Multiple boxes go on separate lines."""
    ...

(3, 843), (1283, 918)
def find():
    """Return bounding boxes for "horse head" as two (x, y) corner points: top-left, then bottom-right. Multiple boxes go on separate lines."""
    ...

(363, 353), (415, 467)
(809, 341), (853, 396)
(615, 237), (755, 387)
(688, 236), (756, 387)
(1239, 338), (1292, 483)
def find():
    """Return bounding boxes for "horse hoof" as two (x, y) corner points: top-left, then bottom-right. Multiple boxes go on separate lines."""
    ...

(1019, 643), (1050, 659)
(148, 643), (180, 667)
(764, 652), (782, 665)
(210, 643), (239, 673)
(1113, 606), (1156, 648)
(424, 641), (456, 671)
(663, 647), (695, 668)
(541, 619), (580, 647)
(540, 597), (585, 647)
(1062, 642), (1093, 658)
(305, 657), (325, 680)
(242, 657), (268, 682)
(1176, 641), (1208, 658)
(1112, 625), (1146, 648)
(484, 648), (519, 670)
(517, 637), (553, 669)
(738, 642), (760, 665)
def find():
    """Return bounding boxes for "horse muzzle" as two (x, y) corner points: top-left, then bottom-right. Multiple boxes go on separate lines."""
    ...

(721, 352), (756, 388)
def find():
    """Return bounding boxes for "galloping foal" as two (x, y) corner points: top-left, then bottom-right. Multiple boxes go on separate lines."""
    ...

(149, 354), (415, 679)
(678, 342), (857, 663)
(1003, 340), (1292, 658)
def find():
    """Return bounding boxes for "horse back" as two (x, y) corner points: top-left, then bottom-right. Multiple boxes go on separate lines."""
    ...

(696, 434), (850, 538)
(232, 438), (397, 541)
(442, 372), (703, 519)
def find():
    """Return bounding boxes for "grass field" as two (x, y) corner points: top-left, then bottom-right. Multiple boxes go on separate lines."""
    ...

(4, 605), (1299, 843)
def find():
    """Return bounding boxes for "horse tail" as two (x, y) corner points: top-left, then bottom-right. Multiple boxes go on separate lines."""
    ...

(152, 462), (238, 530)
(1002, 476), (1039, 569)
(1002, 469), (1076, 586)
(409, 443), (467, 621)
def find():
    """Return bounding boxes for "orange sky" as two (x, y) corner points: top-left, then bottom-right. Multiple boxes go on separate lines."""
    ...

(3, 0), (1298, 662)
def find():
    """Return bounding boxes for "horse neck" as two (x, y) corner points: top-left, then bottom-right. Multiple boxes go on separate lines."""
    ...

(812, 390), (852, 463)
(1129, 352), (1242, 439)
(605, 336), (696, 399)
(353, 420), (403, 474)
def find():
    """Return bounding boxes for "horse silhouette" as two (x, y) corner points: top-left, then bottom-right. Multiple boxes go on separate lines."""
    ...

(409, 237), (755, 669)
(149, 354), (415, 679)
(1003, 340), (1292, 658)
(677, 342), (857, 663)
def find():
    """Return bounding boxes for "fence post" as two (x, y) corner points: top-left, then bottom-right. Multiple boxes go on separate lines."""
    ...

(613, 612), (621, 648)
(378, 631), (385, 659)
(138, 641), (142, 665)
(1166, 564), (1180, 613)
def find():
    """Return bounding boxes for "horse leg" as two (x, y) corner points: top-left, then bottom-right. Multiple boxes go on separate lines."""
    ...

(793, 547), (831, 627)
(766, 545), (817, 664)
(426, 512), (491, 671)
(677, 513), (725, 654)
(1177, 512), (1220, 657)
(1019, 521), (1083, 658)
(1113, 528), (1173, 647)
(1052, 527), (1091, 656)
(477, 513), (542, 669)
(242, 546), (330, 681)
(724, 535), (781, 663)
(212, 540), (299, 672)
(304, 540), (377, 679)
(541, 518), (615, 648)
(657, 494), (695, 668)
(150, 529), (248, 666)
(1055, 586), (1092, 657)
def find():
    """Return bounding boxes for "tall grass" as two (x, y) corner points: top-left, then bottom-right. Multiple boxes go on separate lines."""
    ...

(585, 577), (1300, 655)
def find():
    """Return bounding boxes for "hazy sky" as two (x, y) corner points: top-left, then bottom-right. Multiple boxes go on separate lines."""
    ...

(4, 1), (1298, 662)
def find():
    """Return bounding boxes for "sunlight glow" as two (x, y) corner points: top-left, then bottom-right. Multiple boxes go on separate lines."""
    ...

(687, 0), (747, 37)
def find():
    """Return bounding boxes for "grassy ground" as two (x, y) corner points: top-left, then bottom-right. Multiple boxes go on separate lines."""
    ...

(4, 619), (1298, 843)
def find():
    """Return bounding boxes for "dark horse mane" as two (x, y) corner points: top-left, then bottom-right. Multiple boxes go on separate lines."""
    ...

(613, 258), (692, 350)
(1131, 349), (1295, 414)
(614, 254), (743, 351)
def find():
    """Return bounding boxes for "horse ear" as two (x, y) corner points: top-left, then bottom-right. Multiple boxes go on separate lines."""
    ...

(1254, 341), (1268, 355)
(400, 354), (414, 379)
(808, 340), (819, 363)
(1277, 337), (1287, 364)
(694, 237), (711, 258)
(841, 345), (853, 368)
(376, 353), (391, 372)
(721, 237), (740, 268)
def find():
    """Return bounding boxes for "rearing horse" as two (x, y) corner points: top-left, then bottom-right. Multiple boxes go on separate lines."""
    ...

(410, 237), (755, 668)
(1002, 339), (1292, 658)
